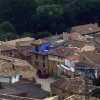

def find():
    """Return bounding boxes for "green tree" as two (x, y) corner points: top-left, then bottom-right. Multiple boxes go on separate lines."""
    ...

(0, 21), (16, 33)
(35, 0), (54, 5)
(36, 32), (52, 38)
(21, 32), (33, 37)
(0, 0), (100, 36)
(0, 21), (17, 40)
(37, 4), (63, 16)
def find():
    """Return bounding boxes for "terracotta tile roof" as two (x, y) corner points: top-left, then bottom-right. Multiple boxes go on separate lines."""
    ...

(52, 77), (83, 88)
(32, 39), (47, 45)
(0, 44), (17, 51)
(4, 37), (34, 47)
(68, 40), (86, 48)
(49, 47), (79, 58)
(81, 45), (96, 52)
(0, 55), (33, 69)
(65, 55), (80, 61)
(71, 23), (100, 35)
(81, 51), (100, 65)
(51, 77), (90, 94)
(95, 37), (100, 44)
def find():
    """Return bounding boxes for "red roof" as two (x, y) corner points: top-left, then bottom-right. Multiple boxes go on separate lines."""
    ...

(49, 47), (80, 58)
(65, 55), (80, 61)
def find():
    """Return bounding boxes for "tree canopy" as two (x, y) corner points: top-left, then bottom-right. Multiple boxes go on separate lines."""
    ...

(0, 0), (100, 40)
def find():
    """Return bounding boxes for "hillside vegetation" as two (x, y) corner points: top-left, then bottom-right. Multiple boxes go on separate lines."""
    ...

(0, 0), (100, 40)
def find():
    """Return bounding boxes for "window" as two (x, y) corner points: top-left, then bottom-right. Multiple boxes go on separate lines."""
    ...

(36, 55), (38, 59)
(9, 52), (12, 56)
(43, 56), (45, 60)
(43, 63), (45, 68)
(12, 64), (15, 70)
(35, 61), (39, 66)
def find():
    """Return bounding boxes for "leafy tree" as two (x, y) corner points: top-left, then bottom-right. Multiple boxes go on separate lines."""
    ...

(36, 32), (52, 38)
(37, 4), (63, 16)
(0, 21), (17, 40)
(0, 21), (16, 33)
(35, 0), (54, 5)
(0, 0), (100, 38)
(21, 32), (34, 37)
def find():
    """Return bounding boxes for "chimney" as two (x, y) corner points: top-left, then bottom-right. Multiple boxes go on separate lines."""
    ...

(63, 32), (68, 41)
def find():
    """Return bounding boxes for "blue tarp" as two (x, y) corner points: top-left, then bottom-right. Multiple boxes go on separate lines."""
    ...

(38, 43), (50, 51)
(32, 43), (51, 54)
